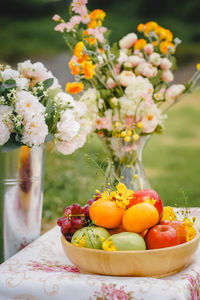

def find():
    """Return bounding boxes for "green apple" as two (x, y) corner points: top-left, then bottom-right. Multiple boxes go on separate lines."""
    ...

(71, 226), (110, 249)
(104, 232), (146, 251)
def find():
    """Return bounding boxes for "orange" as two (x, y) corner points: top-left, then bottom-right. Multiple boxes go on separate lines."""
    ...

(122, 203), (159, 233)
(108, 224), (127, 235)
(89, 199), (125, 229)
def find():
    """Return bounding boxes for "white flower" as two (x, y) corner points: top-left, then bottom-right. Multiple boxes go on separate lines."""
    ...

(160, 58), (172, 70)
(0, 105), (13, 132)
(149, 53), (161, 66)
(125, 76), (154, 100)
(21, 115), (48, 147)
(54, 92), (75, 107)
(154, 88), (166, 101)
(0, 117), (10, 145)
(119, 95), (138, 117)
(118, 71), (136, 87)
(165, 84), (185, 102)
(79, 88), (99, 125)
(138, 103), (162, 133)
(55, 110), (80, 141)
(1, 69), (20, 81)
(119, 33), (138, 49)
(15, 91), (45, 119)
(73, 101), (87, 117)
(161, 70), (174, 83)
(127, 55), (142, 67)
(55, 131), (87, 155)
(111, 97), (119, 106)
(118, 50), (129, 64)
(15, 78), (29, 90)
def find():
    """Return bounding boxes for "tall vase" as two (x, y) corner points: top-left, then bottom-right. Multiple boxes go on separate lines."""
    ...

(0, 145), (44, 263)
(103, 135), (151, 191)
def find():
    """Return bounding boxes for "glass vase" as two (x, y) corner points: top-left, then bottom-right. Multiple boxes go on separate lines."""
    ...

(0, 145), (44, 263)
(102, 135), (151, 191)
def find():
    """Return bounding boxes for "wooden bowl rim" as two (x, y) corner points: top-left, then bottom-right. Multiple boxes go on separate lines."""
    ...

(61, 232), (200, 255)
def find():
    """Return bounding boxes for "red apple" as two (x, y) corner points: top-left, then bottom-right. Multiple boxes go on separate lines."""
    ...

(128, 189), (163, 217)
(145, 225), (179, 249)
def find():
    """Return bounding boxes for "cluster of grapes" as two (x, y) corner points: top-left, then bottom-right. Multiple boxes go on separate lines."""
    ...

(57, 193), (101, 242)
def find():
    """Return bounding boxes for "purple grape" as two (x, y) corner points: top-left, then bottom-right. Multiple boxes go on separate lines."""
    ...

(71, 218), (84, 229)
(71, 203), (82, 215)
(57, 217), (67, 227)
(87, 199), (95, 206)
(64, 207), (72, 217)
(95, 193), (101, 200)
(82, 205), (90, 219)
(61, 219), (72, 235)
(69, 227), (77, 235)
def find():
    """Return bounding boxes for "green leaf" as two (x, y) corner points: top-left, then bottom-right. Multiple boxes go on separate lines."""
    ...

(45, 133), (54, 143)
(43, 78), (54, 90)
(110, 42), (120, 64)
(100, 89), (111, 99)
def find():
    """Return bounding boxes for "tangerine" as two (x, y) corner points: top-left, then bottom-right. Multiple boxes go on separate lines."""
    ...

(89, 199), (125, 229)
(122, 202), (159, 233)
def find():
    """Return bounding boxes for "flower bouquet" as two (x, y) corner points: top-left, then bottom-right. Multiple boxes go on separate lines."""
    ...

(53, 0), (200, 189)
(0, 60), (90, 155)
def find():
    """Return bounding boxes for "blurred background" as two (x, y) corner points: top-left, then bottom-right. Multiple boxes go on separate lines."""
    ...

(1, 0), (200, 231)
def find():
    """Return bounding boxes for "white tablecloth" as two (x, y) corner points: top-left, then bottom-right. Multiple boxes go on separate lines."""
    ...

(0, 209), (200, 300)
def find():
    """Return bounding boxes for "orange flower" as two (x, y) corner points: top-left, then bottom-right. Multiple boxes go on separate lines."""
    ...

(68, 58), (81, 75)
(153, 41), (158, 46)
(134, 38), (147, 50)
(144, 21), (158, 34)
(81, 61), (96, 79)
(155, 26), (173, 42)
(137, 23), (145, 32)
(66, 82), (84, 94)
(85, 37), (97, 45)
(77, 53), (89, 64)
(87, 19), (98, 29)
(74, 41), (84, 58)
(89, 9), (106, 21)
(160, 41), (175, 54)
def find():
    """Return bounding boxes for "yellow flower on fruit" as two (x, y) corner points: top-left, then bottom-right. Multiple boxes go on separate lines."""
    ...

(89, 9), (106, 21)
(183, 218), (196, 241)
(81, 61), (96, 79)
(161, 206), (177, 222)
(66, 82), (84, 94)
(134, 39), (147, 50)
(74, 41), (85, 58)
(100, 190), (112, 201)
(102, 239), (116, 251)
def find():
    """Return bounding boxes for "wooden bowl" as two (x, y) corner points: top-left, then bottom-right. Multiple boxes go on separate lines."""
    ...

(61, 234), (200, 278)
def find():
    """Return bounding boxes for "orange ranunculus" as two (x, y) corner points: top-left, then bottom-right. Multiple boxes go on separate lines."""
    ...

(81, 61), (96, 79)
(134, 38), (147, 50)
(66, 82), (84, 94)
(87, 19), (98, 29)
(85, 37), (97, 45)
(160, 41), (175, 54)
(74, 41), (85, 58)
(77, 53), (89, 64)
(89, 9), (106, 21)
(144, 21), (158, 34)
(137, 23), (145, 32)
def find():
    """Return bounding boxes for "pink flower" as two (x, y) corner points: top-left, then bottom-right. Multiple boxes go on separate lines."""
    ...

(52, 14), (60, 21)
(125, 115), (134, 127)
(160, 58), (172, 70)
(136, 62), (157, 78)
(114, 63), (121, 75)
(144, 43), (154, 55)
(54, 23), (68, 33)
(107, 77), (117, 89)
(72, 0), (88, 14)
(95, 117), (112, 131)
(141, 93), (154, 106)
(87, 28), (105, 42)
(70, 15), (82, 26)
(165, 84), (185, 102)
(80, 7), (90, 24)
(128, 55), (142, 67)
(118, 70), (136, 87)
(119, 33), (138, 49)
(161, 70), (174, 83)
(149, 53), (161, 66)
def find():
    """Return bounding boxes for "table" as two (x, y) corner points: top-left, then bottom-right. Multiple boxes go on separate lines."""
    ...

(0, 209), (200, 300)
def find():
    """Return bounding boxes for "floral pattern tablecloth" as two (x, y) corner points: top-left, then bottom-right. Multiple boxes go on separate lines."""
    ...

(0, 208), (200, 300)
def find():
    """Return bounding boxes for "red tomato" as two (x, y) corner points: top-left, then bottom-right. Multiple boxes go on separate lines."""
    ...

(145, 224), (179, 249)
(128, 189), (163, 217)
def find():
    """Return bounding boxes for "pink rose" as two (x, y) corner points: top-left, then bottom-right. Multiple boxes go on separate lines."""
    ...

(165, 84), (185, 102)
(160, 58), (172, 70)
(161, 70), (174, 83)
(144, 43), (154, 55)
(119, 33), (138, 49)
